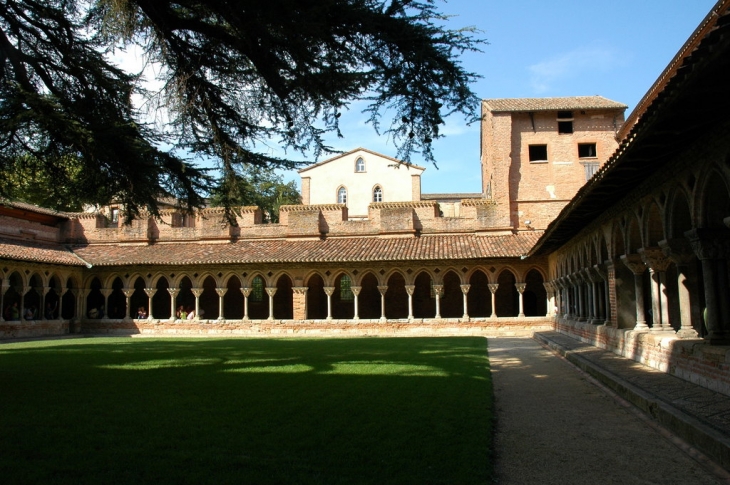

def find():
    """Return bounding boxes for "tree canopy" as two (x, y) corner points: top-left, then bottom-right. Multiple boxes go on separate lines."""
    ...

(0, 0), (483, 220)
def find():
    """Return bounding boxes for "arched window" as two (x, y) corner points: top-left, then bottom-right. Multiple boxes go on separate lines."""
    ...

(355, 157), (365, 172)
(373, 186), (383, 202)
(251, 276), (264, 302)
(337, 187), (347, 204)
(340, 275), (353, 301)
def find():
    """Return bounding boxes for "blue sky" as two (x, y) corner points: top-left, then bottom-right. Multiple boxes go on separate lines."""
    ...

(286, 0), (717, 194)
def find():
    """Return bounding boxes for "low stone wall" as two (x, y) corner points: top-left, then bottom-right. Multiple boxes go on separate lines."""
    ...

(0, 320), (71, 340)
(80, 317), (552, 338)
(555, 318), (730, 397)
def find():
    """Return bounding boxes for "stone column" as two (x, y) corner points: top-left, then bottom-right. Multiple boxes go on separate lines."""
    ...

(215, 287), (228, 320)
(568, 274), (582, 320)
(659, 239), (699, 338)
(581, 269), (596, 323)
(240, 287), (252, 320)
(266, 287), (277, 320)
(488, 283), (498, 318)
(0, 282), (7, 322)
(460, 284), (470, 320)
(292, 287), (308, 320)
(122, 288), (134, 320)
(515, 283), (526, 318)
(405, 285), (415, 321)
(100, 288), (113, 320)
(41, 286), (50, 320)
(191, 288), (204, 321)
(350, 286), (361, 320)
(377, 285), (388, 322)
(57, 287), (65, 320)
(639, 247), (674, 333)
(323, 286), (335, 320)
(167, 288), (179, 321)
(543, 282), (554, 317)
(593, 265), (610, 325)
(686, 228), (730, 344)
(432, 285), (444, 319)
(143, 288), (157, 320)
(620, 254), (649, 330)
(78, 289), (90, 322)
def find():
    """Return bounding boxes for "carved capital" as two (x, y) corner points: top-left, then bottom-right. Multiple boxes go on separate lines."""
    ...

(100, 288), (114, 298)
(143, 288), (157, 298)
(240, 287), (252, 297)
(42, 286), (51, 296)
(292, 286), (308, 295)
(515, 283), (526, 294)
(323, 286), (335, 297)
(592, 264), (607, 281)
(215, 287), (228, 298)
(191, 287), (204, 298)
(265, 287), (277, 297)
(638, 247), (671, 272)
(377, 285), (388, 296)
(404, 285), (415, 296)
(122, 288), (135, 299)
(350, 286), (362, 296)
(658, 238), (695, 265)
(487, 283), (499, 294)
(620, 254), (647, 275)
(432, 285), (444, 297)
(167, 288), (180, 298)
(460, 284), (471, 294)
(685, 228), (730, 260)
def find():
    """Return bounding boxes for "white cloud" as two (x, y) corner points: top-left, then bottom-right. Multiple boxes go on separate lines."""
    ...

(528, 46), (621, 93)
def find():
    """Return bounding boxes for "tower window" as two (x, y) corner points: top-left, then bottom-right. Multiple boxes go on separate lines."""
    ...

(373, 186), (383, 202)
(578, 143), (597, 158)
(557, 111), (573, 134)
(355, 157), (365, 172)
(337, 187), (347, 204)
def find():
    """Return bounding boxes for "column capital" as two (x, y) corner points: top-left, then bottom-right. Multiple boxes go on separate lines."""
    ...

(323, 286), (335, 297)
(122, 288), (135, 298)
(515, 283), (526, 293)
(167, 288), (180, 298)
(377, 285), (388, 296)
(42, 286), (51, 296)
(215, 287), (228, 297)
(658, 238), (695, 265)
(350, 286), (362, 296)
(265, 287), (277, 297)
(638, 247), (671, 272)
(592, 264), (607, 281)
(191, 287), (204, 298)
(404, 285), (415, 296)
(432, 285), (444, 297)
(100, 288), (114, 298)
(543, 282), (554, 295)
(487, 283), (499, 294)
(460, 284), (471, 294)
(620, 254), (647, 275)
(292, 286), (308, 295)
(240, 287), (252, 297)
(143, 287), (157, 298)
(685, 228), (730, 260)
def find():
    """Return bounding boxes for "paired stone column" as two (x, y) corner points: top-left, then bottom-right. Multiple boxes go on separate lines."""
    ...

(488, 283), (498, 318)
(432, 285), (444, 319)
(0, 282), (7, 322)
(191, 287), (204, 320)
(620, 254), (649, 330)
(78, 288), (90, 322)
(686, 228), (730, 344)
(405, 285), (415, 321)
(660, 239), (699, 338)
(593, 265), (610, 325)
(639, 247), (674, 332)
(323, 287), (335, 320)
(41, 286), (50, 319)
(350, 286), (361, 320)
(167, 288), (179, 321)
(377, 285), (388, 322)
(100, 288), (113, 320)
(215, 287), (228, 320)
(543, 282), (555, 317)
(240, 287), (252, 320)
(460, 284), (470, 320)
(265, 287), (277, 320)
(122, 288), (134, 320)
(143, 288), (157, 320)
(515, 283), (526, 318)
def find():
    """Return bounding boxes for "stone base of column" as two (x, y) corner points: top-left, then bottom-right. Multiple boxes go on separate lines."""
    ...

(634, 321), (650, 330)
(379, 317), (387, 323)
(676, 328), (699, 339)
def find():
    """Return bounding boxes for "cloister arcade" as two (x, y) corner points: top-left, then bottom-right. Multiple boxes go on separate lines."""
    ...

(1, 263), (551, 324)
(549, 161), (730, 343)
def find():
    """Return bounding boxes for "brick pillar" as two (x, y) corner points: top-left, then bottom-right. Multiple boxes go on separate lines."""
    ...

(292, 287), (308, 320)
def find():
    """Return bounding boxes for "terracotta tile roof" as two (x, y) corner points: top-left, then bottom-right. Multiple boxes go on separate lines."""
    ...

(0, 239), (86, 266)
(483, 96), (627, 113)
(0, 200), (70, 219)
(70, 232), (542, 267)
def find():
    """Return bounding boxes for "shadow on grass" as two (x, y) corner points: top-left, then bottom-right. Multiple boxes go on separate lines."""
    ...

(0, 337), (492, 485)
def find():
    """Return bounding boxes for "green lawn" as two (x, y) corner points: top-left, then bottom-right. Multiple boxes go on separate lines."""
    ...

(0, 337), (493, 484)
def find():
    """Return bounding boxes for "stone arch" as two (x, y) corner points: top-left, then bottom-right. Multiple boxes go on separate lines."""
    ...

(306, 272), (327, 319)
(107, 276), (126, 319)
(385, 271), (408, 319)
(359, 272), (381, 319)
(130, 276), (147, 319)
(274, 274), (293, 319)
(61, 276), (77, 320)
(224, 274), (244, 320)
(468, 269), (491, 318)
(612, 222), (626, 259)
(524, 269), (547, 317)
(87, 276), (104, 318)
(23, 272), (43, 318)
(699, 171), (730, 228)
(331, 272), (354, 319)
(598, 231), (609, 264)
(153, 276), (171, 319)
(199, 275), (218, 319)
(645, 202), (664, 247)
(176, 275), (195, 317)
(667, 189), (693, 239)
(413, 270), (435, 318)
(248, 273), (269, 320)
(45, 274), (63, 319)
(626, 214), (643, 253)
(440, 270), (462, 318)
(495, 269), (519, 317)
(2, 270), (24, 320)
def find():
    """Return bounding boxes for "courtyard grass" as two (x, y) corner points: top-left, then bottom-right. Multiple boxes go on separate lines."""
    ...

(0, 337), (493, 484)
